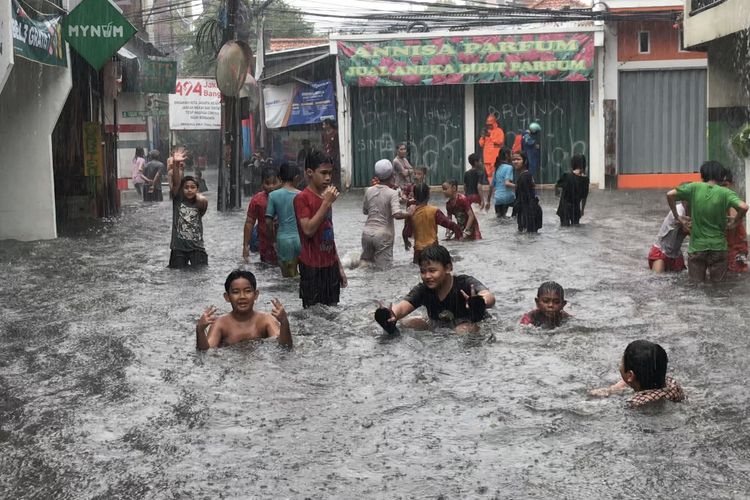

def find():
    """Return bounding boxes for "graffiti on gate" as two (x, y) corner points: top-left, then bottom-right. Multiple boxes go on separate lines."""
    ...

(355, 95), (464, 175)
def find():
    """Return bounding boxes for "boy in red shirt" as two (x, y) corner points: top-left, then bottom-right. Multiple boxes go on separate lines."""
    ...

(722, 169), (748, 273)
(294, 151), (347, 308)
(243, 166), (281, 265)
(442, 179), (481, 240)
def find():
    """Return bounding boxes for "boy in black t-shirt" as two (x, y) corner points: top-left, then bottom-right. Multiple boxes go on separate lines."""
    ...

(169, 148), (208, 268)
(374, 245), (495, 334)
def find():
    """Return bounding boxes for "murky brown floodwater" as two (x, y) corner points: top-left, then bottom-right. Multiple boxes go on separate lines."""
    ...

(2, 173), (750, 498)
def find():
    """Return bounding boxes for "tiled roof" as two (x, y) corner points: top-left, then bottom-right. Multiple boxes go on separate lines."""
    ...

(269, 38), (329, 52)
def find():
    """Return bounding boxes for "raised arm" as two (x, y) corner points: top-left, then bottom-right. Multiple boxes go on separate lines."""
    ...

(268, 299), (292, 348)
(196, 306), (221, 350)
(298, 187), (338, 238)
(170, 148), (188, 196)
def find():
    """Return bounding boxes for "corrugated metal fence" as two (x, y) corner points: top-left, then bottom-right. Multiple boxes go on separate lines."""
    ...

(619, 69), (707, 174)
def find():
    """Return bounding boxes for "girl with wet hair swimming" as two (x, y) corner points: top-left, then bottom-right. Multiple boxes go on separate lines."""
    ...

(589, 340), (685, 408)
(520, 281), (570, 329)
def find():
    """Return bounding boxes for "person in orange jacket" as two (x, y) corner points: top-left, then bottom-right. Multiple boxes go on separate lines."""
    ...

(478, 114), (505, 211)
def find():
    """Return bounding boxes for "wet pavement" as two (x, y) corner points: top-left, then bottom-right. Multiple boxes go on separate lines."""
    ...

(1, 175), (750, 498)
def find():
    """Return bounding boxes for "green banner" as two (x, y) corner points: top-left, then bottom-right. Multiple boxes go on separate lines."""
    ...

(337, 33), (594, 87)
(62, 0), (137, 70)
(124, 57), (177, 94)
(11, 0), (67, 67)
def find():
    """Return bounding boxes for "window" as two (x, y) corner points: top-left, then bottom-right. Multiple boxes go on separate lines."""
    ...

(638, 31), (650, 54)
(690, 0), (727, 15)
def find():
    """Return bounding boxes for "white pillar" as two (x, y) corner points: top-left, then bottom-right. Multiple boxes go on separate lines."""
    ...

(334, 57), (352, 190)
(464, 84), (475, 171)
(0, 56), (72, 240)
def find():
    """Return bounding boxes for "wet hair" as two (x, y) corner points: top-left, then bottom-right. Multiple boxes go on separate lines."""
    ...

(722, 167), (734, 184)
(180, 175), (197, 190)
(414, 182), (431, 203)
(305, 150), (333, 171)
(262, 165), (280, 181)
(135, 147), (145, 159)
(279, 162), (298, 183)
(517, 151), (529, 170)
(224, 269), (257, 292)
(148, 150), (160, 160)
(443, 179), (458, 189)
(623, 340), (668, 390)
(699, 160), (725, 183)
(495, 147), (512, 167)
(468, 153), (480, 166)
(537, 281), (564, 299)
(398, 142), (408, 150)
(417, 244), (452, 267)
(571, 154), (587, 172)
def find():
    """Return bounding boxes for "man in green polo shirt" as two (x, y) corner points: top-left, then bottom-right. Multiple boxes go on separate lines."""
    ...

(667, 161), (748, 282)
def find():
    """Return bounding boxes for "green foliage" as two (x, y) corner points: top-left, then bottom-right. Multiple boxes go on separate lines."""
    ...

(181, 0), (315, 77)
(731, 123), (750, 158)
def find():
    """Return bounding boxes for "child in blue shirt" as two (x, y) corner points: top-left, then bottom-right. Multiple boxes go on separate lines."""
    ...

(489, 148), (515, 218)
(265, 163), (302, 277)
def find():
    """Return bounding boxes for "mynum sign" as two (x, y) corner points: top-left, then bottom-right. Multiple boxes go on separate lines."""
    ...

(62, 0), (136, 70)
(337, 33), (595, 86)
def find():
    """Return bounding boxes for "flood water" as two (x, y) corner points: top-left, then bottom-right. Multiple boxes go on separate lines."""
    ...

(2, 174), (750, 498)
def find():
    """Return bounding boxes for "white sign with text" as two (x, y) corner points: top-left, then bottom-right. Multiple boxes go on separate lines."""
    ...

(168, 78), (221, 130)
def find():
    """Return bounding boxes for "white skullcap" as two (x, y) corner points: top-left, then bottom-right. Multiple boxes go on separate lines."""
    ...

(374, 159), (393, 180)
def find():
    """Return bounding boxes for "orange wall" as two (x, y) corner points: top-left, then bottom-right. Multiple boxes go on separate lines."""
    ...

(618, 20), (706, 62)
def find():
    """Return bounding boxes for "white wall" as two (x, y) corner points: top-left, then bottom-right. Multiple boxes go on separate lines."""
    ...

(683, 0), (750, 48)
(0, 56), (72, 241)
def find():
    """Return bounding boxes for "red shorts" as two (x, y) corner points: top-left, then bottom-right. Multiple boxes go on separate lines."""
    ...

(648, 245), (685, 272)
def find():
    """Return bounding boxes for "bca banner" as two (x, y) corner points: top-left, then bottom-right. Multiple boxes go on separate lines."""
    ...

(169, 78), (221, 130)
(337, 33), (594, 86)
(263, 80), (336, 129)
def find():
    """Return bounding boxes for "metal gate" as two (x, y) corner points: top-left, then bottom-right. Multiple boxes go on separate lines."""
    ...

(618, 69), (707, 174)
(350, 85), (464, 187)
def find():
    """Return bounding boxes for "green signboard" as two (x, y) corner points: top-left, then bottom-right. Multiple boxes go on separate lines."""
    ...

(337, 33), (594, 87)
(62, 0), (136, 70)
(11, 0), (67, 67)
(124, 57), (177, 94)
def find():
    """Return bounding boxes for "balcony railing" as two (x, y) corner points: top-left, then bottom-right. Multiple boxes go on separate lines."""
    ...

(690, 0), (728, 16)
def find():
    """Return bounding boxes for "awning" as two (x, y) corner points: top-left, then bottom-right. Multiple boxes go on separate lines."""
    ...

(260, 53), (330, 82)
(117, 47), (138, 60)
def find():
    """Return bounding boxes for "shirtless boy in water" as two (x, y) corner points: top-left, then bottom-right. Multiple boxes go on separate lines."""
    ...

(196, 269), (292, 349)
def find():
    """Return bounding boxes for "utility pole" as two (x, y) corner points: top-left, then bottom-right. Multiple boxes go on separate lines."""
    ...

(218, 0), (241, 211)
(254, 0), (276, 149)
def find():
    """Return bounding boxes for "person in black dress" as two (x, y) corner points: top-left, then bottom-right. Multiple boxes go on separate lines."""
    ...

(513, 151), (542, 233)
(555, 154), (589, 226)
